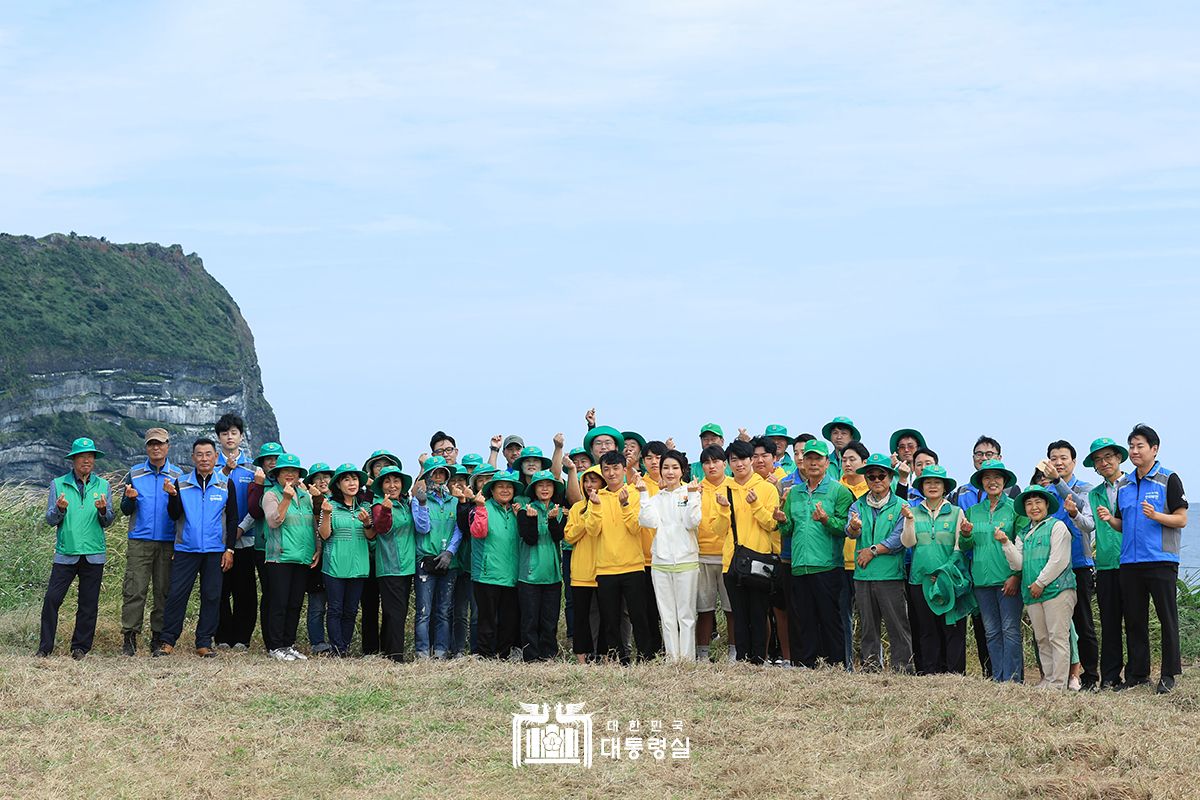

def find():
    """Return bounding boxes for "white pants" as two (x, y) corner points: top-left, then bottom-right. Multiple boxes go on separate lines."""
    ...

(652, 567), (699, 663)
(1027, 589), (1076, 689)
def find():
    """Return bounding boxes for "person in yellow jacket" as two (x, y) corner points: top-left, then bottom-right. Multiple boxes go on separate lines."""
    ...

(586, 451), (655, 663)
(564, 466), (606, 664)
(695, 445), (733, 662)
(722, 439), (781, 664)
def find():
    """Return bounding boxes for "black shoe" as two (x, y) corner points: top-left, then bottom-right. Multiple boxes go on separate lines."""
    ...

(1155, 676), (1176, 694)
(71, 648), (86, 660)
(122, 632), (137, 657)
(150, 636), (162, 653)
(1099, 680), (1122, 691)
(34, 649), (50, 658)
(1116, 679), (1149, 691)
(1080, 675), (1099, 690)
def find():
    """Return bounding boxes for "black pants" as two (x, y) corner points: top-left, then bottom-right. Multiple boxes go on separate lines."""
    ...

(217, 547), (257, 647)
(361, 566), (382, 655)
(724, 572), (770, 664)
(597, 571), (653, 664)
(265, 562), (308, 650)
(643, 567), (662, 655)
(1095, 568), (1125, 685)
(1120, 563), (1180, 682)
(378, 575), (413, 662)
(518, 582), (562, 661)
(572, 585), (601, 656)
(788, 567), (844, 668)
(474, 582), (519, 659)
(907, 582), (966, 675)
(1072, 566), (1100, 684)
(972, 612), (992, 678)
(39, 560), (103, 655)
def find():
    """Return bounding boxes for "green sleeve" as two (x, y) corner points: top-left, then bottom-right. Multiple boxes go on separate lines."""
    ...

(777, 495), (795, 538)
(824, 485), (851, 537)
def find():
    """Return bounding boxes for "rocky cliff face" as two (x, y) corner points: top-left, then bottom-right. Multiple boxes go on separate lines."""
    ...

(0, 233), (279, 484)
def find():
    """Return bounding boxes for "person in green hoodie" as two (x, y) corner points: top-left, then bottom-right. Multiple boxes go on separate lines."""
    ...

(517, 470), (567, 661)
(957, 460), (1024, 682)
(37, 438), (114, 659)
(468, 471), (523, 659)
(261, 454), (322, 662)
(371, 465), (427, 662)
(320, 464), (375, 656)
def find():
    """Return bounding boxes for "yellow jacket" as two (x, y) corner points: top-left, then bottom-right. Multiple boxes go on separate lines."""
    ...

(564, 499), (598, 587)
(722, 473), (780, 572)
(639, 475), (660, 566)
(586, 483), (644, 576)
(697, 476), (732, 557)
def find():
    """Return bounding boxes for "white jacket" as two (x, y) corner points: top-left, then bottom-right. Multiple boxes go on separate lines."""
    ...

(638, 486), (702, 566)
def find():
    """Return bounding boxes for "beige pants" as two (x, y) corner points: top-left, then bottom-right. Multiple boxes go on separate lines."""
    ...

(1027, 589), (1077, 689)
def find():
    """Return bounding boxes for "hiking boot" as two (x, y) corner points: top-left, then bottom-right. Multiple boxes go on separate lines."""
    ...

(153, 643), (174, 658)
(122, 632), (137, 657)
(34, 649), (50, 658)
(71, 648), (87, 660)
(195, 647), (218, 658)
(1156, 675), (1176, 694)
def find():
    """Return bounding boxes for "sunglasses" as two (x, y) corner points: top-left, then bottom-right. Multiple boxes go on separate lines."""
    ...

(864, 472), (889, 481)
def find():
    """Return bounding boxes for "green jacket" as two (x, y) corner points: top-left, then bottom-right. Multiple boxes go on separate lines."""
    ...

(519, 501), (564, 585)
(848, 494), (905, 581)
(50, 472), (110, 556)
(322, 500), (371, 579)
(472, 499), (520, 587)
(908, 501), (963, 585)
(1019, 519), (1076, 604)
(779, 476), (852, 574)
(1088, 481), (1122, 571)
(374, 500), (417, 577)
(264, 485), (316, 565)
(959, 494), (1023, 588)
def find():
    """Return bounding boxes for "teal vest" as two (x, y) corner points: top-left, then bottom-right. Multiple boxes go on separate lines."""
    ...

(264, 485), (315, 565)
(421, 492), (458, 559)
(909, 501), (961, 585)
(519, 502), (563, 585)
(850, 495), (904, 581)
(374, 500), (417, 577)
(1088, 482), (1122, 571)
(1019, 519), (1076, 604)
(51, 472), (109, 556)
(472, 499), (519, 587)
(322, 500), (371, 579)
(963, 494), (1022, 587)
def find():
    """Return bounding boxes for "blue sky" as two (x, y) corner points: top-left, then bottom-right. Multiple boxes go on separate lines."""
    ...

(2, 1), (1198, 553)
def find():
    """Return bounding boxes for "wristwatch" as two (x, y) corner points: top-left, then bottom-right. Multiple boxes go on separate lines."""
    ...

(869, 545), (879, 555)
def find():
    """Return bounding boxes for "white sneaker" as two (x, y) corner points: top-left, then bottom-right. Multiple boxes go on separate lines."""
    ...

(269, 648), (297, 662)
(286, 647), (308, 661)
(1068, 676), (1082, 691)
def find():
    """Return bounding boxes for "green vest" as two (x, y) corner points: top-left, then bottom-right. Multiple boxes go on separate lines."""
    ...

(850, 495), (905, 581)
(322, 500), (371, 579)
(1019, 519), (1076, 604)
(909, 501), (961, 585)
(519, 501), (563, 585)
(421, 492), (459, 560)
(1088, 482), (1122, 571)
(962, 494), (1023, 587)
(472, 499), (519, 587)
(264, 485), (316, 565)
(51, 472), (109, 556)
(374, 500), (417, 577)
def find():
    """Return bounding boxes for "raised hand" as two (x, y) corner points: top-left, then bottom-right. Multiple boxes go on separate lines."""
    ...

(1064, 494), (1078, 517)
(772, 508), (786, 522)
(746, 488), (758, 504)
(959, 516), (974, 535)
(553, 432), (565, 448)
(525, 504), (538, 518)
(811, 501), (828, 523)
(94, 493), (107, 512)
(549, 504), (562, 520)
(282, 481), (296, 499)
(357, 508), (370, 526)
(474, 491), (486, 506)
(635, 473), (646, 492)
(897, 459), (912, 481)
(665, 437), (676, 450)
(993, 526), (1007, 543)
(848, 511), (862, 535)
(321, 497), (333, 513)
(618, 486), (629, 506)
(715, 492), (730, 508)
(1097, 505), (1113, 522)
(686, 480), (701, 493)
(449, 483), (464, 500)
(900, 505), (914, 521)
(587, 488), (601, 504)
(585, 408), (596, 428)
(124, 483), (138, 499)
(417, 453), (430, 467)
(737, 427), (750, 442)
(490, 434), (503, 450)
(163, 478), (178, 497)
(254, 466), (266, 485)
(382, 495), (394, 509)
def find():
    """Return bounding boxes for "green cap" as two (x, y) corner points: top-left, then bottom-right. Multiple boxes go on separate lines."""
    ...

(461, 453), (484, 468)
(65, 437), (104, 459)
(362, 449), (402, 474)
(969, 459), (1018, 490)
(699, 423), (724, 438)
(482, 470), (523, 499)
(1016, 484), (1061, 516)
(801, 439), (830, 458)
(514, 446), (553, 471)
(914, 464), (956, 494)
(254, 442), (285, 466)
(856, 453), (896, 476)
(419, 456), (453, 482)
(1083, 437), (1129, 469)
(621, 431), (647, 452)
(822, 416), (861, 443)
(526, 469), (566, 498)
(372, 465), (414, 496)
(306, 462), (334, 479)
(889, 428), (926, 454)
(583, 426), (624, 457)
(764, 424), (795, 444)
(330, 463), (368, 488)
(268, 453), (308, 481)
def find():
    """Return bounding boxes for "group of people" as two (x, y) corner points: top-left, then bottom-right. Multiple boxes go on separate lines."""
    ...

(36, 411), (1188, 693)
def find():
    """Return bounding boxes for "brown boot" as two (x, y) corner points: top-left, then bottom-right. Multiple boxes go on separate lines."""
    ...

(195, 647), (218, 658)
(153, 643), (174, 658)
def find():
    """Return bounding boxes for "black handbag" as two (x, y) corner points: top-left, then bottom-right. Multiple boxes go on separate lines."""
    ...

(728, 488), (784, 594)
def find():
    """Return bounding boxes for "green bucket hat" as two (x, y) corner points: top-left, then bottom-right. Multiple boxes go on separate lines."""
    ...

(969, 459), (1018, 490)
(568, 446), (589, 458)
(268, 453), (309, 481)
(526, 469), (566, 499)
(856, 453), (896, 476)
(362, 449), (402, 474)
(330, 463), (368, 489)
(419, 456), (453, 482)
(461, 453), (484, 469)
(914, 464), (956, 494)
(1016, 484), (1061, 516)
(452, 464), (470, 477)
(514, 446), (553, 471)
(1083, 437), (1129, 469)
(699, 423), (724, 439)
(372, 465), (414, 496)
(470, 464), (497, 488)
(482, 470), (523, 499)
(889, 428), (927, 454)
(621, 431), (647, 452)
(923, 559), (975, 619)
(65, 437), (104, 459)
(801, 439), (831, 458)
(253, 442), (285, 466)
(764, 424), (795, 444)
(306, 461), (334, 479)
(583, 426), (625, 456)
(821, 416), (861, 442)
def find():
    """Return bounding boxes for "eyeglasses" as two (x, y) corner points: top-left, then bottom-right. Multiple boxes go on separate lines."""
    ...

(864, 472), (889, 482)
(973, 450), (998, 459)
(432, 447), (457, 456)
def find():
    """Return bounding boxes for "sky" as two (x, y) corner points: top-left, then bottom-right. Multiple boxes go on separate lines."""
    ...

(2, 1), (1198, 557)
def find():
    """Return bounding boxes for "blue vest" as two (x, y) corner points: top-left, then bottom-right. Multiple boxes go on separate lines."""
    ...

(217, 453), (255, 543)
(1051, 475), (1094, 568)
(127, 459), (183, 541)
(174, 470), (230, 553)
(1117, 463), (1181, 564)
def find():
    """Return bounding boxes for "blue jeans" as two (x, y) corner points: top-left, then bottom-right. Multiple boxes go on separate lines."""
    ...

(325, 576), (365, 655)
(162, 551), (224, 649)
(307, 590), (330, 652)
(414, 564), (458, 657)
(975, 585), (1024, 682)
(451, 573), (474, 656)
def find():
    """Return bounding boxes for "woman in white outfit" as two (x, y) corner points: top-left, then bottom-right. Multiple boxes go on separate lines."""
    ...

(637, 449), (703, 663)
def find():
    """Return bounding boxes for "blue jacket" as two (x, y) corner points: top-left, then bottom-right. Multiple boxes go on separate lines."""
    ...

(1117, 462), (1182, 565)
(123, 459), (183, 541)
(174, 470), (233, 553)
